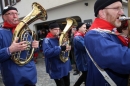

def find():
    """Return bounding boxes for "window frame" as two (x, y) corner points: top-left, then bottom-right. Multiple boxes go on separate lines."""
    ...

(4, 0), (21, 6)
(0, 0), (3, 15)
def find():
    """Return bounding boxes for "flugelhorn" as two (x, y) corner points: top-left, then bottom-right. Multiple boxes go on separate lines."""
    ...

(119, 16), (130, 21)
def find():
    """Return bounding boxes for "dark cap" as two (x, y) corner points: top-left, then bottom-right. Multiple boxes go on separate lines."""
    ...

(49, 21), (60, 29)
(86, 23), (91, 29)
(94, 0), (122, 17)
(2, 6), (18, 15)
(76, 22), (85, 30)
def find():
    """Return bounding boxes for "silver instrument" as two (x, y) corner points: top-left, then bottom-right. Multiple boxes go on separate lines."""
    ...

(119, 16), (130, 21)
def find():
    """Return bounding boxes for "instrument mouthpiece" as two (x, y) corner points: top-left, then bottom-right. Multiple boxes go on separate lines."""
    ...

(119, 17), (130, 21)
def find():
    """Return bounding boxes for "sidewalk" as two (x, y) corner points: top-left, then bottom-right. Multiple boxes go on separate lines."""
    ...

(0, 52), (85, 86)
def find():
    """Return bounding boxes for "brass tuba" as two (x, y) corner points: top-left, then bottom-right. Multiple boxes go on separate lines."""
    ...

(59, 18), (77, 63)
(11, 2), (47, 66)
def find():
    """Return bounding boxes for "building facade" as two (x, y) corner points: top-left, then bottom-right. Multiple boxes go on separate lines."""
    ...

(0, 0), (128, 38)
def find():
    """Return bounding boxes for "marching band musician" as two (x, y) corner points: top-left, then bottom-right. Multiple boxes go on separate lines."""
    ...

(73, 23), (89, 86)
(42, 21), (72, 86)
(84, 0), (130, 86)
(0, 6), (39, 86)
(69, 26), (80, 75)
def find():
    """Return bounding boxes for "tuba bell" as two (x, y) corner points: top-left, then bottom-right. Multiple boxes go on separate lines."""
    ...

(59, 18), (77, 63)
(11, 2), (47, 66)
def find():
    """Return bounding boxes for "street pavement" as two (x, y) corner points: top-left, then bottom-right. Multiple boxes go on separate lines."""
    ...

(0, 52), (85, 86)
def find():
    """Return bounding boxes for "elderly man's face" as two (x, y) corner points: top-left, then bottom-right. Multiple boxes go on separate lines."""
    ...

(101, 1), (124, 28)
(2, 10), (19, 26)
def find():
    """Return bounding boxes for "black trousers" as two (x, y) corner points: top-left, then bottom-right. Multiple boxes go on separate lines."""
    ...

(74, 71), (87, 86)
(54, 73), (70, 86)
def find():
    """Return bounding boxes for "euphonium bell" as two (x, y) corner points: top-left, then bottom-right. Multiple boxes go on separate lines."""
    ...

(59, 18), (77, 63)
(11, 2), (47, 66)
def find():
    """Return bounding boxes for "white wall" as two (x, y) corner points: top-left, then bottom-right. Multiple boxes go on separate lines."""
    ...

(0, 0), (84, 30)
(46, 0), (95, 21)
(30, 0), (96, 31)
(0, 0), (81, 22)
(0, 0), (128, 32)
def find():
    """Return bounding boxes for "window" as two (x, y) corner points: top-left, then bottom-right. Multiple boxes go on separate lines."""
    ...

(4, 0), (21, 6)
(84, 19), (92, 25)
(0, 0), (3, 14)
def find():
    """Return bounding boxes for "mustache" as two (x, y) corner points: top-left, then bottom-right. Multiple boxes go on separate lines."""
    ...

(13, 18), (19, 22)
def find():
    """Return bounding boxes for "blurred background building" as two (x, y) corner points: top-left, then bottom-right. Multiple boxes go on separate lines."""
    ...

(0, 0), (128, 39)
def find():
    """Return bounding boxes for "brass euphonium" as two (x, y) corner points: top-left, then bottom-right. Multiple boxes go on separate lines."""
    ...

(59, 18), (77, 63)
(11, 2), (47, 66)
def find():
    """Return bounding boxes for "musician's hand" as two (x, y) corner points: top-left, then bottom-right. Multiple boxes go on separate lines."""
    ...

(32, 40), (39, 48)
(66, 45), (71, 51)
(9, 37), (27, 53)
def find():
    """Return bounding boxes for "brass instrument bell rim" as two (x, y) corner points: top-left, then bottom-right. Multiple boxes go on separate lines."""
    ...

(59, 18), (77, 63)
(32, 2), (48, 21)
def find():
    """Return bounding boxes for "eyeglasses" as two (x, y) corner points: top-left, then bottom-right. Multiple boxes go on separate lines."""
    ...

(5, 12), (19, 16)
(104, 7), (124, 12)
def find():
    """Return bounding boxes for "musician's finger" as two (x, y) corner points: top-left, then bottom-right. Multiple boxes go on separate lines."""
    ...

(19, 41), (27, 45)
(13, 37), (19, 43)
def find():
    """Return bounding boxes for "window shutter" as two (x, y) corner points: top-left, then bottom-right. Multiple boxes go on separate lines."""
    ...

(5, 0), (9, 6)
